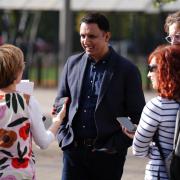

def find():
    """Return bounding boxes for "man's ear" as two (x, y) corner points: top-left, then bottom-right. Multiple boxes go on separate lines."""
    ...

(105, 32), (111, 42)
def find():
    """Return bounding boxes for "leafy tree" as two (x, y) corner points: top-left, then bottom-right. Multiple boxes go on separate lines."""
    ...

(154, 0), (176, 7)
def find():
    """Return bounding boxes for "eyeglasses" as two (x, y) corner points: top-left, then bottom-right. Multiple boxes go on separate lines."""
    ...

(165, 33), (180, 44)
(148, 64), (157, 72)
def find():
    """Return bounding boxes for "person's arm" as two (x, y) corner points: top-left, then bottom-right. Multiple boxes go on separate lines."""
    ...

(54, 60), (70, 111)
(28, 96), (67, 149)
(132, 99), (160, 157)
(53, 60), (71, 147)
(49, 98), (68, 135)
(122, 125), (137, 139)
(124, 63), (146, 124)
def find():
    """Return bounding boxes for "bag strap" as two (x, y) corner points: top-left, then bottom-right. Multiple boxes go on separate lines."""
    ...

(174, 102), (180, 155)
(174, 110), (180, 146)
(154, 130), (166, 160)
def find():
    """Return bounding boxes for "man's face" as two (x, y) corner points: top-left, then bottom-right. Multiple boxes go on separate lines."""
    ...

(80, 22), (110, 61)
(168, 22), (180, 45)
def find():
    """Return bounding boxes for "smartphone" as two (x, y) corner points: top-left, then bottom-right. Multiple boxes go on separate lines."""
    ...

(116, 117), (137, 132)
(53, 97), (67, 115)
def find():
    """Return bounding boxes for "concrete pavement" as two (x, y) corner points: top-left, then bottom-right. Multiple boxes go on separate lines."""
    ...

(33, 88), (156, 180)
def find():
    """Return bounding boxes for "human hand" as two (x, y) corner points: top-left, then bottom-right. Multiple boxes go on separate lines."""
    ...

(52, 97), (69, 115)
(53, 97), (69, 124)
(49, 97), (69, 136)
(121, 124), (137, 139)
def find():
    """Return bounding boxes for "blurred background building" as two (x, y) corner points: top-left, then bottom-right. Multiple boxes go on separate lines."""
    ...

(0, 0), (179, 89)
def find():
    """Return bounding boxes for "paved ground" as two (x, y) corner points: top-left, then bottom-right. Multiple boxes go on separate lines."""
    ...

(32, 88), (156, 180)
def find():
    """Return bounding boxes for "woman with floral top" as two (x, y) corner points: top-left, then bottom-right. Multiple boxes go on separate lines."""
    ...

(0, 44), (68, 180)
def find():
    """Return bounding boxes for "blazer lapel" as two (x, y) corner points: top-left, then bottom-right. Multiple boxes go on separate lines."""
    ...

(77, 53), (88, 102)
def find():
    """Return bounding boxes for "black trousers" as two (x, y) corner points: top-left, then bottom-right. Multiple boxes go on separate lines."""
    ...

(61, 145), (127, 180)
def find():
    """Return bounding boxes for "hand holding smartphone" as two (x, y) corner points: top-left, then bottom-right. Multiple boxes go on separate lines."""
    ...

(52, 97), (69, 115)
(116, 117), (137, 132)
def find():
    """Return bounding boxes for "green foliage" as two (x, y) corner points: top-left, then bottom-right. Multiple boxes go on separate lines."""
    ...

(75, 12), (86, 32)
(29, 66), (58, 86)
(153, 0), (176, 7)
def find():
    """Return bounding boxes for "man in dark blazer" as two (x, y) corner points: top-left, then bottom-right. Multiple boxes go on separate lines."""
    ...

(54, 12), (145, 180)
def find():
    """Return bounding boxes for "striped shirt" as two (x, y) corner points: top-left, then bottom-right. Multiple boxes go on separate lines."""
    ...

(132, 96), (179, 180)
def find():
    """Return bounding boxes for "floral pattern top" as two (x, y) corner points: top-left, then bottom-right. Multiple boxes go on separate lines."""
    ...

(0, 92), (55, 180)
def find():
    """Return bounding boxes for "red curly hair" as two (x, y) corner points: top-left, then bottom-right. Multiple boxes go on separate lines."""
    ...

(148, 45), (180, 100)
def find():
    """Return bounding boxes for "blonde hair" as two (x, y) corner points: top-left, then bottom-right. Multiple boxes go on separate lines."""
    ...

(164, 11), (180, 33)
(0, 44), (24, 88)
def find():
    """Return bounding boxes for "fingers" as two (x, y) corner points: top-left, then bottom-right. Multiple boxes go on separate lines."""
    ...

(57, 97), (69, 119)
(122, 127), (135, 139)
(64, 97), (69, 104)
(61, 97), (69, 111)
(51, 107), (57, 115)
(52, 97), (70, 115)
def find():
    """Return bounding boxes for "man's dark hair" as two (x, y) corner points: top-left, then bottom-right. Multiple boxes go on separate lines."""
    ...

(80, 12), (110, 32)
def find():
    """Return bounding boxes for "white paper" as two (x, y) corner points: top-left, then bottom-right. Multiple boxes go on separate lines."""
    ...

(16, 80), (34, 95)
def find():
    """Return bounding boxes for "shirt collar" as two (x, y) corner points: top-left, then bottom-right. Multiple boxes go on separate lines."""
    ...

(87, 47), (112, 65)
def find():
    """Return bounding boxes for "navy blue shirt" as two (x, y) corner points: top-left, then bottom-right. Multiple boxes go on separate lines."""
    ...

(73, 53), (110, 138)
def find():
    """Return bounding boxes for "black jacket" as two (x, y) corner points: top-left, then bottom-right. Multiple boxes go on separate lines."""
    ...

(55, 47), (146, 152)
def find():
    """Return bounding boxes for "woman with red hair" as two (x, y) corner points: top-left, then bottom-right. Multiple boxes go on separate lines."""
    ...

(132, 45), (180, 179)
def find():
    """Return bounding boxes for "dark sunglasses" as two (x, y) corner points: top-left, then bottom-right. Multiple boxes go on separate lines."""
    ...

(148, 65), (157, 72)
